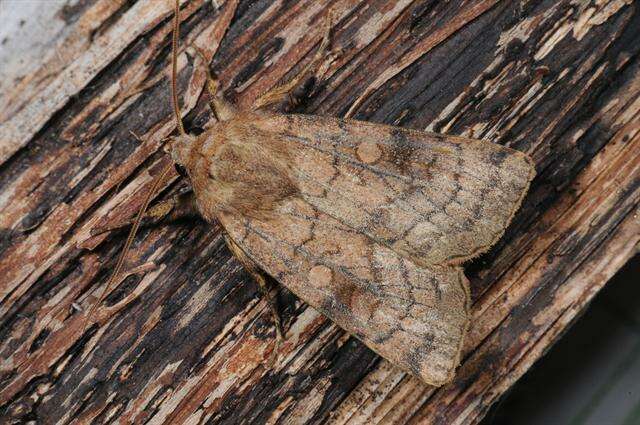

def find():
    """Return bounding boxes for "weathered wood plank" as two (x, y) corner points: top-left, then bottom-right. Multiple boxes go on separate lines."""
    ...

(1, 0), (638, 423)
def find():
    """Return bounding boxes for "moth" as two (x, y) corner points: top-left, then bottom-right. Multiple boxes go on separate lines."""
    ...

(92, 0), (535, 387)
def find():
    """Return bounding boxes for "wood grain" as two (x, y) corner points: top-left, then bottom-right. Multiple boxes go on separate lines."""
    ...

(1, 0), (639, 423)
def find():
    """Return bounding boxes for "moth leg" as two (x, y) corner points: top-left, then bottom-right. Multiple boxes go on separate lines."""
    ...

(191, 46), (220, 110)
(253, 12), (334, 111)
(224, 234), (284, 364)
(190, 45), (237, 121)
(91, 190), (198, 237)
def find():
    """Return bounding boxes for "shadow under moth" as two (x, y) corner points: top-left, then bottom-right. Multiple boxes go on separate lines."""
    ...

(91, 0), (535, 387)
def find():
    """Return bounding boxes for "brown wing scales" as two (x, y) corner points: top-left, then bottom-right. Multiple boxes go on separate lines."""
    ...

(251, 114), (535, 267)
(219, 197), (469, 386)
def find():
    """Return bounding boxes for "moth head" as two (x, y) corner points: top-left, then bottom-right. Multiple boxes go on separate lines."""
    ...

(169, 133), (196, 169)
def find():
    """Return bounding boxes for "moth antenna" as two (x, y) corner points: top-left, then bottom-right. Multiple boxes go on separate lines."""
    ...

(172, 0), (186, 136)
(83, 1), (184, 331)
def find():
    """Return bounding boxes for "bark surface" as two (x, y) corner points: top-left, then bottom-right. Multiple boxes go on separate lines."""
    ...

(0, 0), (639, 424)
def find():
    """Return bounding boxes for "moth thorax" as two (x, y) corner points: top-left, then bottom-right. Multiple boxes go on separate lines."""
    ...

(205, 140), (298, 218)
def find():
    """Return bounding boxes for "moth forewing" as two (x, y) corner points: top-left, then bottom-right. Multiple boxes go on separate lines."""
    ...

(218, 206), (471, 386)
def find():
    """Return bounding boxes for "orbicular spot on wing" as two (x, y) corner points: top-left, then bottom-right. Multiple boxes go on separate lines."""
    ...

(356, 140), (382, 164)
(308, 264), (333, 287)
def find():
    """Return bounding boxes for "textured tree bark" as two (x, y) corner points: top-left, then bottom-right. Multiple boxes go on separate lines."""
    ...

(1, 0), (639, 424)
